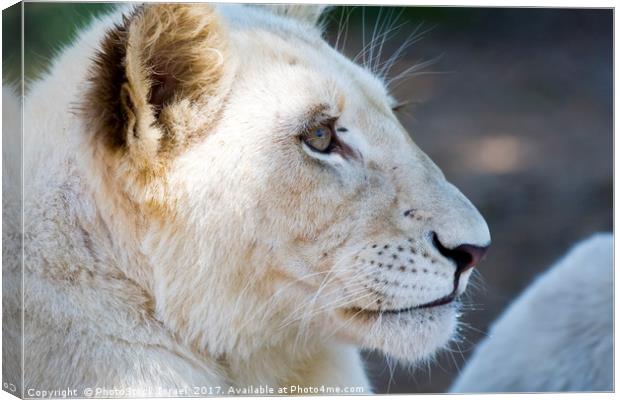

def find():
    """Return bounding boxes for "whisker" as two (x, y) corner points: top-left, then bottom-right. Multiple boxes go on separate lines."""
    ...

(282, 285), (378, 330)
(378, 22), (436, 81)
(386, 54), (444, 88)
(236, 266), (363, 332)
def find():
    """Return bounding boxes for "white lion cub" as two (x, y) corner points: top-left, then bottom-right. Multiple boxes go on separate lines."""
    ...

(6, 3), (491, 395)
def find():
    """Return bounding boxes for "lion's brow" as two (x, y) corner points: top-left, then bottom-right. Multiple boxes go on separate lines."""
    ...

(297, 103), (333, 130)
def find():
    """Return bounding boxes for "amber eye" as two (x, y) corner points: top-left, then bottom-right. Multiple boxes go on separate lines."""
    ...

(302, 124), (333, 153)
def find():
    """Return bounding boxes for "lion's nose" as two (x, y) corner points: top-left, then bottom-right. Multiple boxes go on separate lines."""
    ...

(432, 232), (490, 274)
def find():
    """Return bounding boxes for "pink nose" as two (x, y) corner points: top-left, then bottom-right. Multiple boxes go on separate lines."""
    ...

(451, 243), (490, 272)
(432, 233), (490, 273)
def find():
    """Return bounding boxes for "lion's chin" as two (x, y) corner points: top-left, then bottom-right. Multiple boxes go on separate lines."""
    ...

(332, 302), (459, 363)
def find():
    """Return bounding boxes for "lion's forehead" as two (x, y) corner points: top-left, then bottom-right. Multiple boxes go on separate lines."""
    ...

(225, 12), (394, 125)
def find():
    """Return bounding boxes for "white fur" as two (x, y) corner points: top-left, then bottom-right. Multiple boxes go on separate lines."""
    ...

(451, 233), (613, 392)
(5, 4), (491, 394)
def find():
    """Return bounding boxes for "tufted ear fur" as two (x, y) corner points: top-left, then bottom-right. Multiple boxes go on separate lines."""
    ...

(83, 4), (227, 168)
(264, 4), (329, 26)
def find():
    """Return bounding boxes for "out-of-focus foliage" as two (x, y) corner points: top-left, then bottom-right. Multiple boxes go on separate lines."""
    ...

(3, 2), (22, 83)
(4, 3), (115, 81)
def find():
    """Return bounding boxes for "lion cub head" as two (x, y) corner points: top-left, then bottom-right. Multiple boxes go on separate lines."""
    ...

(82, 4), (490, 364)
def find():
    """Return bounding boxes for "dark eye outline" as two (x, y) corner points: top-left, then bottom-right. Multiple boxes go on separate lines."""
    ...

(301, 121), (337, 154)
(391, 99), (412, 113)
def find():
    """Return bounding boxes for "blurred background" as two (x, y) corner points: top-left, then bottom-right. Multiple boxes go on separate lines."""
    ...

(4, 3), (613, 394)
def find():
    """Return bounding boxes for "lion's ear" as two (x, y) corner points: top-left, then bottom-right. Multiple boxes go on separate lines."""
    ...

(264, 5), (330, 26)
(84, 4), (226, 166)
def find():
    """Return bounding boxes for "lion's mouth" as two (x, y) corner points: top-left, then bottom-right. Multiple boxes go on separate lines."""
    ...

(347, 294), (457, 316)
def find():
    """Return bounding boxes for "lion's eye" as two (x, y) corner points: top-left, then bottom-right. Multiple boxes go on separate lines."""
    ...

(302, 124), (333, 153)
